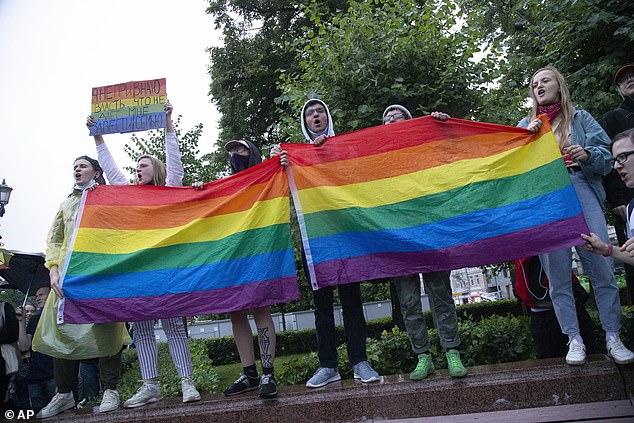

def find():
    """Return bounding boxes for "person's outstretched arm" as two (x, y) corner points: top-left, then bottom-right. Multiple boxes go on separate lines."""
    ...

(164, 101), (184, 186)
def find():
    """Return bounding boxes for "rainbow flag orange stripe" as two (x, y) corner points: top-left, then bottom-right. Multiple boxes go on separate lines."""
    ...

(285, 117), (588, 289)
(59, 159), (298, 323)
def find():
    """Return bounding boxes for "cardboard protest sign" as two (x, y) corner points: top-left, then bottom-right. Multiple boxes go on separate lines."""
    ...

(89, 78), (166, 136)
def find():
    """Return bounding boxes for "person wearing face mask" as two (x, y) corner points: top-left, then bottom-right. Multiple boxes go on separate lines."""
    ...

(220, 140), (280, 399)
(34, 156), (128, 419)
(519, 66), (634, 367)
(382, 105), (467, 381)
(226, 140), (262, 173)
(87, 102), (200, 408)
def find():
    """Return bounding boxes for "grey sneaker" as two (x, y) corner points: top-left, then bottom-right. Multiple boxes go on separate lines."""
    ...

(306, 367), (341, 388)
(353, 360), (380, 383)
(123, 382), (162, 408)
(182, 376), (201, 403)
(98, 389), (119, 413)
(36, 392), (75, 418)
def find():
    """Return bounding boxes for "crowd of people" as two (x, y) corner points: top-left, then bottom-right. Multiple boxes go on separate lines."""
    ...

(1, 63), (633, 418)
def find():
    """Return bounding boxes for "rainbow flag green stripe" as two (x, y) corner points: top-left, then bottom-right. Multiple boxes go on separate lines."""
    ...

(303, 160), (569, 239)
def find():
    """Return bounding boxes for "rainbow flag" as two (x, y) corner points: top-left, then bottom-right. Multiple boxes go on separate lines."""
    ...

(58, 159), (298, 323)
(285, 116), (588, 289)
(89, 78), (167, 136)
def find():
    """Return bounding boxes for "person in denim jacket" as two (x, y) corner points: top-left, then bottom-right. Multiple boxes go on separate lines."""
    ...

(519, 66), (634, 366)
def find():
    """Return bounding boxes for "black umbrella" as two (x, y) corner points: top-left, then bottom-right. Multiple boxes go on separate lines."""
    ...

(0, 251), (50, 300)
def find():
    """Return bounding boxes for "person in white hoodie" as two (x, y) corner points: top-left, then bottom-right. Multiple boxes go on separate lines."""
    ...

(273, 98), (380, 388)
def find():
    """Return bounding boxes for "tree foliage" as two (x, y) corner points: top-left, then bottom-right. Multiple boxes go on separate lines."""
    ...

(460, 0), (634, 124)
(207, 0), (633, 143)
(206, 0), (348, 153)
(275, 0), (501, 139)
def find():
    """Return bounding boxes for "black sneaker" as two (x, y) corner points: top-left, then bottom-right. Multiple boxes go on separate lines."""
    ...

(223, 373), (260, 396)
(258, 374), (278, 399)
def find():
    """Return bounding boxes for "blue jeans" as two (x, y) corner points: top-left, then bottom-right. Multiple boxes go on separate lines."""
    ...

(540, 171), (621, 336)
(313, 282), (367, 368)
(393, 271), (460, 353)
(27, 378), (56, 414)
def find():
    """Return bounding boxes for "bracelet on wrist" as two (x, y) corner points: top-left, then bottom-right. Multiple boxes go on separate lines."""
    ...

(603, 243), (613, 257)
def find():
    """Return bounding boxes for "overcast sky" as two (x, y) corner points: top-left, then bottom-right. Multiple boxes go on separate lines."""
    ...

(0, 0), (221, 253)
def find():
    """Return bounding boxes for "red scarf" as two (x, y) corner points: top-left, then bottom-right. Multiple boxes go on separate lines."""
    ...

(537, 101), (561, 123)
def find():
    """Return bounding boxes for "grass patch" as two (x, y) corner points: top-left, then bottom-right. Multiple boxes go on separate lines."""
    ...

(213, 354), (307, 391)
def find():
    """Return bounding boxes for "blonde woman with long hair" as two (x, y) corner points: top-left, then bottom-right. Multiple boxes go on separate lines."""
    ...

(520, 66), (634, 366)
(87, 101), (200, 407)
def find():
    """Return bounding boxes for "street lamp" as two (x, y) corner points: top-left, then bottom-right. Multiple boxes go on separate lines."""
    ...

(0, 179), (13, 217)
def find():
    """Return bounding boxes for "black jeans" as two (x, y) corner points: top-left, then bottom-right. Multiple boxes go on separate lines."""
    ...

(313, 282), (367, 368)
(54, 352), (122, 393)
(531, 300), (598, 358)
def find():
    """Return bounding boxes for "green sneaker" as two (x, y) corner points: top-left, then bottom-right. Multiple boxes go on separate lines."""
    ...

(446, 349), (467, 378)
(410, 353), (435, 381)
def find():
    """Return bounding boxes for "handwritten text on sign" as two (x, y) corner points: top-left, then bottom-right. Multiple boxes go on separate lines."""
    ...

(89, 78), (166, 136)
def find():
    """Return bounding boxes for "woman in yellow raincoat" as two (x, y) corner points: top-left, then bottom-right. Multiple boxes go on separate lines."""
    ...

(33, 155), (130, 419)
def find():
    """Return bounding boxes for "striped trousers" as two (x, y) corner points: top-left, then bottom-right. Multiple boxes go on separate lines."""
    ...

(134, 317), (193, 380)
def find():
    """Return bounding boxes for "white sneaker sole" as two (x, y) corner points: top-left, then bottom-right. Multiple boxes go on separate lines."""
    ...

(608, 352), (634, 365)
(306, 373), (341, 388)
(183, 393), (201, 403)
(565, 357), (586, 365)
(354, 373), (381, 383)
(97, 403), (119, 413)
(37, 402), (75, 419)
(123, 396), (162, 408)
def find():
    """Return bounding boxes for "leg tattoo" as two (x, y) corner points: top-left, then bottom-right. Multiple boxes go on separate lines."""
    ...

(258, 327), (273, 368)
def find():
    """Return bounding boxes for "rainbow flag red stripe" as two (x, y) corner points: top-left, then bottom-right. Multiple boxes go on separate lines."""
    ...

(285, 117), (587, 289)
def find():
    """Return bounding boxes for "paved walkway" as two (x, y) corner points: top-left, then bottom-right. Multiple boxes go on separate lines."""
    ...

(378, 400), (634, 422)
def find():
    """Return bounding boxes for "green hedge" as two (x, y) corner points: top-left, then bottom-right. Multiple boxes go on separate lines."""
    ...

(205, 300), (634, 368)
(205, 300), (525, 365)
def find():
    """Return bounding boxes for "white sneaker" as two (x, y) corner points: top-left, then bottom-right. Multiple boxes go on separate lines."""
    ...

(607, 337), (634, 365)
(123, 382), (162, 408)
(36, 392), (75, 419)
(565, 339), (586, 365)
(99, 389), (120, 413)
(182, 376), (201, 403)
